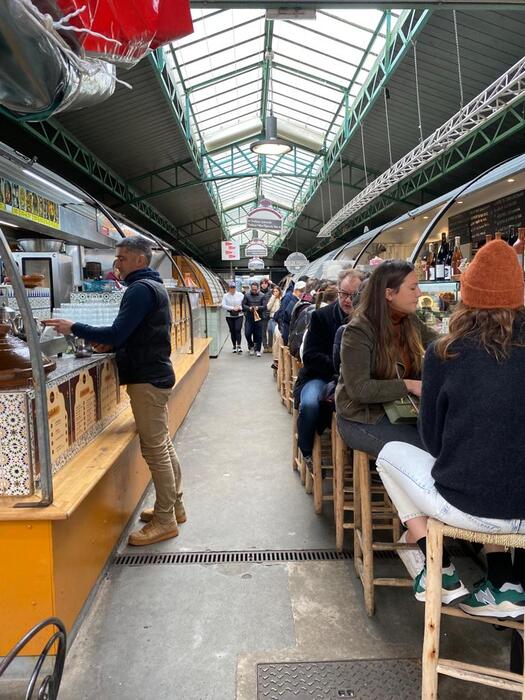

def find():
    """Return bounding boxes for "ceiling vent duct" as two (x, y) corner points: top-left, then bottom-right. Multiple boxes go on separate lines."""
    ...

(204, 117), (262, 154)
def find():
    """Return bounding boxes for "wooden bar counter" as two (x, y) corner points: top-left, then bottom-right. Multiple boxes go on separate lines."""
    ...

(0, 337), (210, 656)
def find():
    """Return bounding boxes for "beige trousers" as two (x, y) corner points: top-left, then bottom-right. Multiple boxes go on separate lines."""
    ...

(127, 383), (182, 524)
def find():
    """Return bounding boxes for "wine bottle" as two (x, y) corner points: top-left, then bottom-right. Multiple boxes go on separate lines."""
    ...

(427, 242), (436, 281)
(451, 236), (462, 275)
(513, 227), (525, 271)
(445, 239), (453, 280)
(435, 233), (448, 281)
(494, 231), (503, 240)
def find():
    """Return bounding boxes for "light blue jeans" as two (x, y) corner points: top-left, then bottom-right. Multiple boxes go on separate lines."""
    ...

(376, 441), (525, 535)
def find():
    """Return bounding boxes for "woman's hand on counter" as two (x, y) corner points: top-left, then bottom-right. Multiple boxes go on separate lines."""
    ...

(92, 343), (113, 353)
(42, 318), (74, 336)
(404, 379), (422, 397)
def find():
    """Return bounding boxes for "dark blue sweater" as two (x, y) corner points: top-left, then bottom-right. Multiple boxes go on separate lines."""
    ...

(72, 268), (160, 348)
(419, 329), (525, 519)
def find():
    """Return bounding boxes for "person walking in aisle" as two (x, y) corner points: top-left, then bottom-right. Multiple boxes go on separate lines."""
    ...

(44, 236), (185, 547)
(260, 277), (272, 352)
(242, 281), (265, 356)
(222, 281), (244, 353)
(266, 286), (282, 352)
(376, 240), (525, 616)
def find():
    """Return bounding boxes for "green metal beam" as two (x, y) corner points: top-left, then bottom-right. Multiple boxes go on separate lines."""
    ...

(270, 8), (432, 255)
(3, 114), (206, 260)
(306, 99), (525, 258)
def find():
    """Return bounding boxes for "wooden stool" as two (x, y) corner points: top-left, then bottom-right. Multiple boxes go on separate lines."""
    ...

(280, 347), (292, 412)
(333, 417), (354, 551)
(291, 407), (310, 488)
(422, 518), (525, 698)
(353, 449), (419, 616)
(277, 342), (285, 395)
(312, 428), (334, 515)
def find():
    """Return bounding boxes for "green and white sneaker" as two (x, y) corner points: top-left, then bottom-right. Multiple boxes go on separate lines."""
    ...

(414, 564), (470, 604)
(459, 580), (525, 620)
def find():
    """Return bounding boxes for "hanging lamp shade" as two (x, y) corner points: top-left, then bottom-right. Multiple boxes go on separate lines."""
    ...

(250, 114), (292, 156)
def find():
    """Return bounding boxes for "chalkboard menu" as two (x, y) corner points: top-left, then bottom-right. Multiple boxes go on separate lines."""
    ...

(448, 188), (525, 249)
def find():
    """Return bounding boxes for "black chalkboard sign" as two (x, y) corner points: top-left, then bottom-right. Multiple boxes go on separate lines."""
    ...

(448, 188), (525, 249)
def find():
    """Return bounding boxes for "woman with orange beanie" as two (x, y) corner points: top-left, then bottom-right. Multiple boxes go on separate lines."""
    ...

(376, 239), (525, 618)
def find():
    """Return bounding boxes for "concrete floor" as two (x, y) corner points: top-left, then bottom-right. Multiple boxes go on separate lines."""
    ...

(50, 347), (515, 699)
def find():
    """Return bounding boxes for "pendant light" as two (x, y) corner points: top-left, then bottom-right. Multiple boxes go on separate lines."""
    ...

(250, 53), (292, 156)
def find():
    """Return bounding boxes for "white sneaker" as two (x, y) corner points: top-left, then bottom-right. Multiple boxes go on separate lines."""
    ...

(397, 530), (426, 579)
(237, 346), (242, 353)
(256, 351), (261, 357)
(249, 348), (255, 356)
(232, 347), (237, 353)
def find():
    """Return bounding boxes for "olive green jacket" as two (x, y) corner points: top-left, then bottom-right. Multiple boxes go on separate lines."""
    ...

(335, 314), (437, 424)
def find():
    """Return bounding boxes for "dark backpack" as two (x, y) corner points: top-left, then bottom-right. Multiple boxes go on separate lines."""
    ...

(288, 302), (314, 359)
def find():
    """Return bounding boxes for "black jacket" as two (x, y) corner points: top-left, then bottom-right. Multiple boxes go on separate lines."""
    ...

(419, 330), (525, 519)
(242, 291), (265, 316)
(294, 301), (347, 398)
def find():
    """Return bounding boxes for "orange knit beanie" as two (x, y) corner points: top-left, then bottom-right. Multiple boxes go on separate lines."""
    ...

(461, 239), (524, 309)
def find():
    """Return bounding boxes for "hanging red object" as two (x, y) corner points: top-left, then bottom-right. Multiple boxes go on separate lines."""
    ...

(53, 0), (193, 65)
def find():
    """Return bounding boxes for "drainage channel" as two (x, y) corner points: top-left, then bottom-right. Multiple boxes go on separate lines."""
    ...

(114, 549), (353, 567)
(114, 542), (470, 568)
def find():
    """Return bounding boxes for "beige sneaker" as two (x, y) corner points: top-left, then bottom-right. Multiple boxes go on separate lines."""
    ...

(128, 518), (179, 546)
(140, 500), (187, 524)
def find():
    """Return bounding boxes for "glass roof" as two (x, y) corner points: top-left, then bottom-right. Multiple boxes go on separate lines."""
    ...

(164, 8), (401, 247)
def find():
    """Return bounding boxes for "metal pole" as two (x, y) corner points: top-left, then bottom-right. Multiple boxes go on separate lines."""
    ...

(0, 227), (53, 507)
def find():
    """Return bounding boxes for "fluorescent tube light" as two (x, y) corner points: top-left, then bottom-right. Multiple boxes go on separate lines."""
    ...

(0, 220), (19, 228)
(22, 169), (84, 204)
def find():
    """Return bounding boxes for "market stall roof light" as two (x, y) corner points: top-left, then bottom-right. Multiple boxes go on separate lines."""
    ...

(0, 220), (19, 228)
(250, 115), (293, 156)
(22, 169), (84, 204)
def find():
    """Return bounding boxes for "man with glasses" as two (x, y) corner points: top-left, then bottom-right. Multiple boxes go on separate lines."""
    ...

(294, 269), (364, 472)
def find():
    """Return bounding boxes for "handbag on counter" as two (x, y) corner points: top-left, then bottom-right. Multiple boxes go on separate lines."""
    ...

(383, 362), (420, 424)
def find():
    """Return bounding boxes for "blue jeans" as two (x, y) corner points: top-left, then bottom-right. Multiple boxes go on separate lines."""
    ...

(337, 414), (424, 459)
(297, 378), (328, 457)
(268, 318), (277, 349)
(245, 315), (262, 351)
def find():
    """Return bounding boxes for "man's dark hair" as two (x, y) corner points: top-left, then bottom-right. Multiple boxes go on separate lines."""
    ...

(116, 236), (153, 265)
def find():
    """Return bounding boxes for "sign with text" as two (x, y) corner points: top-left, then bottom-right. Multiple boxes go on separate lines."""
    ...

(0, 176), (60, 229)
(244, 238), (268, 258)
(247, 199), (283, 232)
(221, 240), (240, 261)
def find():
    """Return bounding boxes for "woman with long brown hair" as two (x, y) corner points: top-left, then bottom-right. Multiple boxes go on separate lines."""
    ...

(335, 259), (436, 456)
(376, 240), (525, 617)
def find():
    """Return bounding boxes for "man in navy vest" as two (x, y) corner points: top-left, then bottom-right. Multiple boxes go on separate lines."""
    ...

(45, 236), (185, 546)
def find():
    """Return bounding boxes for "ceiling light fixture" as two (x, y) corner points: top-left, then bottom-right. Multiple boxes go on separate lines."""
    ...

(0, 220), (19, 228)
(250, 53), (292, 157)
(507, 178), (515, 183)
(22, 169), (84, 204)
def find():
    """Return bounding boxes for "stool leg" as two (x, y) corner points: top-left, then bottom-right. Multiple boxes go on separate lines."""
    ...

(299, 450), (306, 485)
(292, 408), (298, 471)
(422, 518), (444, 700)
(357, 451), (374, 617)
(313, 435), (322, 513)
(353, 451), (362, 577)
(334, 431), (345, 552)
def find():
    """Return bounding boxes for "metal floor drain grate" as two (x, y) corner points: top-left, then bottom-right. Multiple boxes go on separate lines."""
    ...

(257, 658), (421, 699)
(114, 542), (469, 568)
(114, 549), (352, 567)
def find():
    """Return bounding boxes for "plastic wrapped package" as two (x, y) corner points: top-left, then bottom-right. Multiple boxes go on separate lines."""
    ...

(53, 0), (193, 66)
(0, 0), (117, 118)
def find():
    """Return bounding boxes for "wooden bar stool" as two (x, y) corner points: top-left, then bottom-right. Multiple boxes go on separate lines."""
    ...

(277, 342), (285, 395)
(333, 417), (354, 551)
(422, 518), (525, 699)
(353, 449), (419, 616)
(312, 428), (334, 515)
(280, 347), (292, 411)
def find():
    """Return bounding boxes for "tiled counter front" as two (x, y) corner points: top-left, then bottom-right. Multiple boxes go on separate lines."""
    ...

(0, 354), (126, 496)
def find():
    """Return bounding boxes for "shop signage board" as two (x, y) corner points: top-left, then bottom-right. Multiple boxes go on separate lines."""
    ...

(246, 199), (283, 232)
(0, 176), (60, 229)
(285, 251), (309, 274)
(248, 257), (265, 271)
(244, 238), (268, 258)
(221, 240), (240, 261)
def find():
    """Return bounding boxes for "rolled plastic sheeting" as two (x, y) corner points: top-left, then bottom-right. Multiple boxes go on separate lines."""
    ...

(0, 0), (68, 115)
(0, 0), (116, 118)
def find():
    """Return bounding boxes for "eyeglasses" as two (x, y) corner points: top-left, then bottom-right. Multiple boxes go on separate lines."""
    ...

(337, 289), (358, 300)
